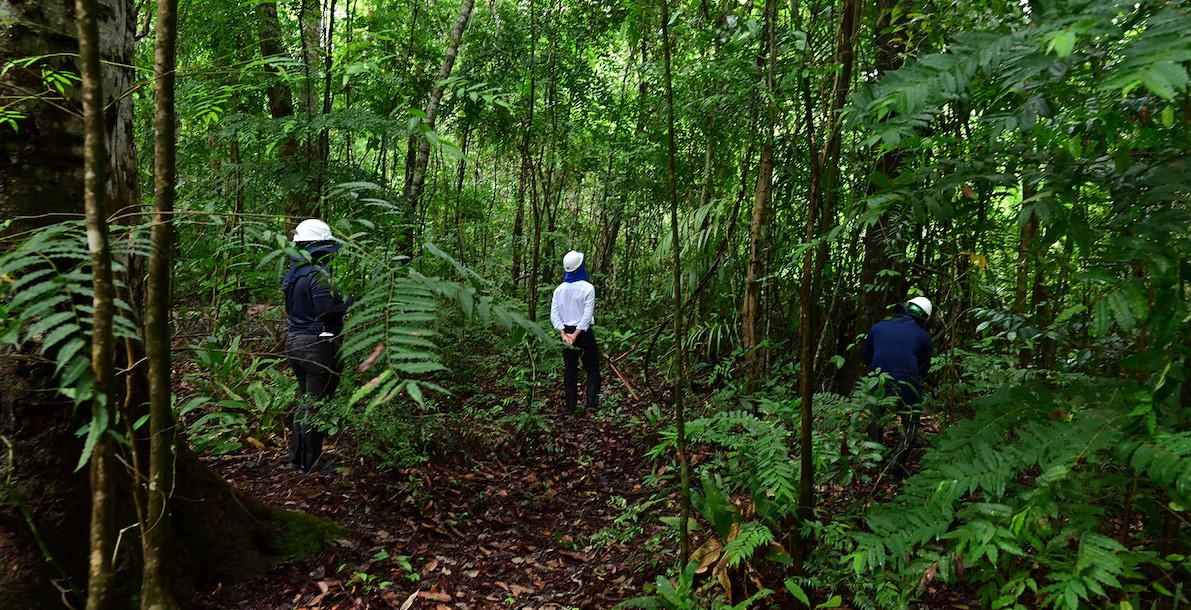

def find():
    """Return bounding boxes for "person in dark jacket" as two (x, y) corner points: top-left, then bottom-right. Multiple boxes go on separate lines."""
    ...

(282, 219), (349, 472)
(862, 296), (933, 481)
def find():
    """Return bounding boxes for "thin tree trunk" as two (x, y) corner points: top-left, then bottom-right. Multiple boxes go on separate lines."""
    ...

(318, 0), (336, 193)
(843, 0), (909, 392)
(659, 0), (691, 567)
(743, 143), (774, 391)
(297, 0), (324, 210)
(255, 0), (304, 220)
(141, 0), (178, 604)
(528, 149), (542, 321)
(76, 0), (117, 606)
(405, 0), (476, 246)
(795, 0), (860, 568)
(454, 125), (471, 262)
(512, 173), (526, 287)
(514, 0), (536, 294)
(743, 0), (778, 392)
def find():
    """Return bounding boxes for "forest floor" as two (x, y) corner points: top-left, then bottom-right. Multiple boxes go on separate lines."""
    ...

(188, 389), (673, 609)
(178, 321), (966, 610)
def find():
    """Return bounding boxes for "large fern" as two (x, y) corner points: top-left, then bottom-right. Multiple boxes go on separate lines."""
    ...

(847, 375), (1189, 609)
(1, 220), (145, 405)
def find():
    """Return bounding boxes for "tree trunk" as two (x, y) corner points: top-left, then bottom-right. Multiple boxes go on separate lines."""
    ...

(405, 0), (476, 246)
(141, 0), (179, 603)
(743, 0), (778, 393)
(839, 0), (909, 392)
(75, 0), (119, 607)
(0, 2), (338, 607)
(742, 144), (774, 391)
(659, 0), (691, 567)
(255, 0), (306, 221)
(515, 0), (537, 299)
(454, 125), (472, 262)
(528, 151), (542, 321)
(795, 0), (860, 568)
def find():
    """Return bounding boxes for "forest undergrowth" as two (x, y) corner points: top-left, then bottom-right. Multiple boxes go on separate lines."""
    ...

(174, 305), (983, 610)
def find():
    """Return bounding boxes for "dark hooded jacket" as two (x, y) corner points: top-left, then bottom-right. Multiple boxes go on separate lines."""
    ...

(282, 248), (348, 336)
(861, 305), (932, 403)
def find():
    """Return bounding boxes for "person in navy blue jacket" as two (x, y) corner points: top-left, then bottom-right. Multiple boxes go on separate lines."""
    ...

(862, 296), (933, 481)
(282, 219), (349, 472)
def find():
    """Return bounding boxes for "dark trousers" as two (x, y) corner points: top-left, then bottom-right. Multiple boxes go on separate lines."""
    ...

(285, 334), (342, 471)
(562, 326), (600, 411)
(868, 379), (921, 480)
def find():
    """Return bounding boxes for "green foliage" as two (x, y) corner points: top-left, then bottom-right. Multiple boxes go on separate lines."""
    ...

(0, 221), (148, 469)
(615, 560), (772, 610)
(847, 371), (1190, 609)
(180, 335), (294, 455)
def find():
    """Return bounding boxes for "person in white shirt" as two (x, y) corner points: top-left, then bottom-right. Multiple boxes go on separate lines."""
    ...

(550, 250), (600, 411)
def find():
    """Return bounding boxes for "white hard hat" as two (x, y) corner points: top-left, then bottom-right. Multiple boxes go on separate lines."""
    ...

(563, 250), (584, 272)
(906, 296), (933, 319)
(293, 219), (334, 242)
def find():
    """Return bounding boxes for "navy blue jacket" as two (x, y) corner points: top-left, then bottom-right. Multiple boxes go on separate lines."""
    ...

(861, 306), (932, 403)
(282, 253), (348, 336)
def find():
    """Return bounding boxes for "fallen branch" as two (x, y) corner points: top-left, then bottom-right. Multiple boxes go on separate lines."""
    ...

(603, 352), (640, 401)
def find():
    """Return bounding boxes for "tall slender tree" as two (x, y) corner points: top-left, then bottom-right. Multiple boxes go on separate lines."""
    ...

(140, 0), (179, 604)
(658, 0), (691, 566)
(405, 0), (476, 246)
(75, 0), (118, 606)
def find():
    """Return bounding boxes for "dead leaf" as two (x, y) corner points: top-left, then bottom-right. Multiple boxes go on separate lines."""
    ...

(509, 584), (536, 596)
(422, 558), (439, 574)
(398, 591), (418, 610)
(418, 591), (452, 602)
(559, 550), (592, 562)
(714, 559), (733, 604)
(691, 538), (723, 574)
(317, 581), (329, 594)
(358, 343), (385, 372)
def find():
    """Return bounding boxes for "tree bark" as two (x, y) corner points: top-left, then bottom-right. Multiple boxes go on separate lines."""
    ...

(254, 0), (305, 221)
(742, 144), (774, 391)
(795, 0), (860, 567)
(743, 0), (778, 393)
(141, 0), (179, 604)
(75, 0), (119, 607)
(659, 0), (691, 567)
(0, 2), (338, 607)
(405, 0), (476, 246)
(515, 0), (537, 301)
(839, 0), (909, 392)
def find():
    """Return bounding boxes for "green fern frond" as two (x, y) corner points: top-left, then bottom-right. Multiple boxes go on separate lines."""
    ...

(0, 220), (143, 407)
(721, 521), (776, 569)
(1118, 431), (1191, 496)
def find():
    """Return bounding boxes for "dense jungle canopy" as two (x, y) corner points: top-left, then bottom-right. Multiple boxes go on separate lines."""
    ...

(1, 0), (1189, 607)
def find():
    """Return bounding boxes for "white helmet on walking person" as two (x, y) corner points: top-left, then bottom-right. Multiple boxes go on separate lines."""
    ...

(292, 218), (341, 253)
(293, 219), (334, 242)
(906, 296), (933, 320)
(563, 250), (585, 272)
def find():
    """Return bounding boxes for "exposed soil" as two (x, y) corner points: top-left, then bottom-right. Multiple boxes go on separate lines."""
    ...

(189, 403), (671, 610)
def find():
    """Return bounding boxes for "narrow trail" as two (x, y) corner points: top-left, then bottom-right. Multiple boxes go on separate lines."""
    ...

(191, 404), (666, 609)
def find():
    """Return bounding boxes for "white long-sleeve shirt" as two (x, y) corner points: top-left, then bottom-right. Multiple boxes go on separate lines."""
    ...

(550, 280), (596, 331)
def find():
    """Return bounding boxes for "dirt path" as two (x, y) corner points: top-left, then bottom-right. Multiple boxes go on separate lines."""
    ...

(190, 408), (666, 609)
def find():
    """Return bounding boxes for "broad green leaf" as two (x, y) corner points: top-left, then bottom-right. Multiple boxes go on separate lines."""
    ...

(1047, 31), (1076, 58)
